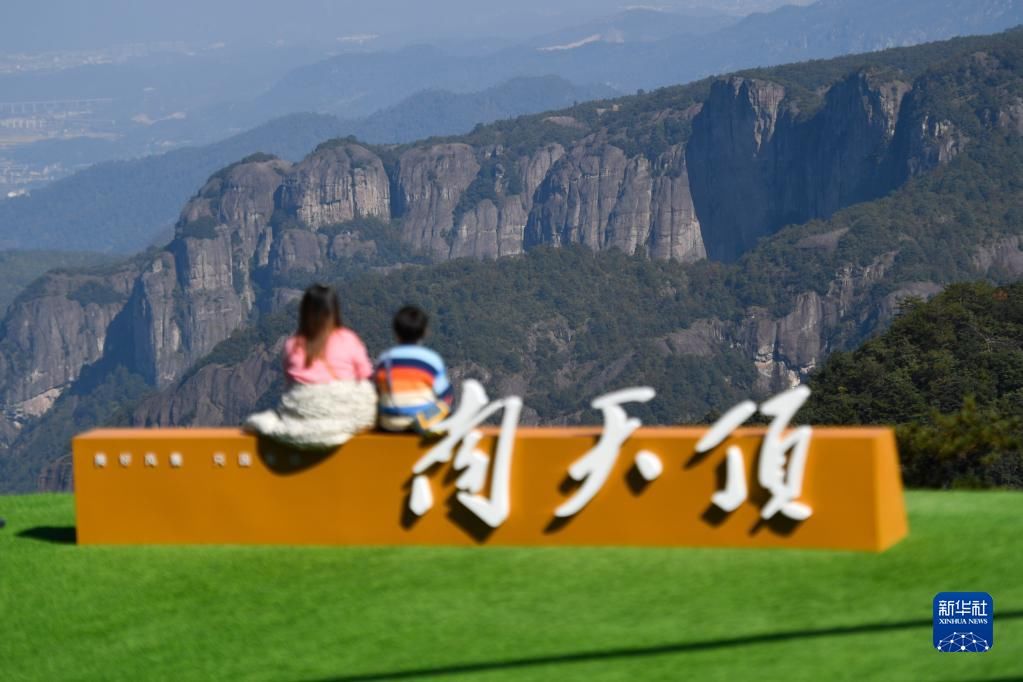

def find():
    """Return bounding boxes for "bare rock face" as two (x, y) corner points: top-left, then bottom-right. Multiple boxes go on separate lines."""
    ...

(182, 157), (291, 232)
(524, 141), (707, 261)
(7, 43), (1023, 498)
(686, 78), (786, 260)
(130, 252), (186, 386)
(773, 291), (825, 377)
(655, 319), (725, 357)
(270, 229), (329, 276)
(524, 144), (566, 195)
(277, 143), (390, 229)
(526, 143), (631, 249)
(687, 73), (913, 261)
(605, 155), (655, 254)
(904, 115), (968, 177)
(449, 190), (532, 260)
(447, 144), (566, 259)
(875, 282), (944, 326)
(662, 246), (933, 395)
(396, 143), (480, 259)
(130, 157), (290, 386)
(1, 53), (1012, 485)
(784, 72), (910, 220)
(641, 146), (706, 262)
(449, 199), (502, 259)
(973, 235), (1023, 277)
(894, 49), (1023, 181)
(651, 183), (706, 261)
(179, 156), (293, 309)
(996, 97), (1023, 134)
(735, 250), (909, 392)
(0, 264), (138, 427)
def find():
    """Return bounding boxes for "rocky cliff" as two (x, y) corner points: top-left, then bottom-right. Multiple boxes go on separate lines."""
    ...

(277, 143), (391, 228)
(686, 72), (919, 261)
(129, 156), (292, 386)
(524, 140), (707, 262)
(0, 262), (139, 438)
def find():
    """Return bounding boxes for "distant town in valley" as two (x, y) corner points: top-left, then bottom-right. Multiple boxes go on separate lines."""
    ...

(0, 96), (117, 196)
(0, 42), (215, 196)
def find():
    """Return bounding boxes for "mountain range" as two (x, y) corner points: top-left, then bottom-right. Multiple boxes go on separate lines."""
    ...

(254, 0), (1023, 122)
(2, 27), (1023, 491)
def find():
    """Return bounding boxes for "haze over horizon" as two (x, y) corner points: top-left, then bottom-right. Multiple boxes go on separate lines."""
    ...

(0, 0), (814, 52)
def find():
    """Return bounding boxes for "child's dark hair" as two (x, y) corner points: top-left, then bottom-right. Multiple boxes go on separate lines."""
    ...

(393, 305), (428, 344)
(297, 284), (342, 367)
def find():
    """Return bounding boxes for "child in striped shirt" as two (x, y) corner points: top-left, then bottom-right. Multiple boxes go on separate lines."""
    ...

(374, 305), (454, 433)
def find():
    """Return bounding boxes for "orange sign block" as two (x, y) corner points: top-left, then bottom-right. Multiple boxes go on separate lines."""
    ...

(72, 426), (908, 550)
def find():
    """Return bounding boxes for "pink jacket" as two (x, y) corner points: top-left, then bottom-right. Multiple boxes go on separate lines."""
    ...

(283, 328), (373, 385)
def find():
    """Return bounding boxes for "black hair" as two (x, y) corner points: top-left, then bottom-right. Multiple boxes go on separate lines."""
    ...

(393, 305), (428, 344)
(297, 284), (342, 367)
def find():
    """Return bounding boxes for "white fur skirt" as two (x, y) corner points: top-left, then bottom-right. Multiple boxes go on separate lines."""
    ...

(244, 380), (377, 449)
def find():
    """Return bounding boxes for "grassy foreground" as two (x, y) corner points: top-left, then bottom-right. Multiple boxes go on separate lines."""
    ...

(0, 491), (1021, 681)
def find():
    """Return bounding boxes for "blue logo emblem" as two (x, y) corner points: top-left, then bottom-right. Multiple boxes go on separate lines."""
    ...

(933, 592), (993, 652)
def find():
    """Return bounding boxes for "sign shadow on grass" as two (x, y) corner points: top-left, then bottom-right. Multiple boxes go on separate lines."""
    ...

(17, 526), (77, 544)
(306, 609), (1023, 682)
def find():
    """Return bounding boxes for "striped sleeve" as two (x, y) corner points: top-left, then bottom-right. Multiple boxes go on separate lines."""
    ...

(434, 360), (453, 404)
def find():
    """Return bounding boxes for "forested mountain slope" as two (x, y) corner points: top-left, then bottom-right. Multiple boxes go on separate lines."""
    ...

(804, 281), (1023, 488)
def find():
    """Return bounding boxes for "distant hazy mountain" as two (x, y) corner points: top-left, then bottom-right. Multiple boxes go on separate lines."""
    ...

(254, 8), (730, 120)
(0, 0), (740, 52)
(260, 0), (1023, 118)
(689, 0), (1023, 68)
(0, 76), (616, 253)
(522, 8), (738, 50)
(352, 76), (616, 143)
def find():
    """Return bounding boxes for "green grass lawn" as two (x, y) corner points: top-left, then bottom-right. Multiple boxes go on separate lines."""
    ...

(1, 491), (1021, 681)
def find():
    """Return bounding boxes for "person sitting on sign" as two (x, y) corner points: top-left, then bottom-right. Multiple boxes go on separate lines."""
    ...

(244, 284), (377, 448)
(374, 305), (454, 435)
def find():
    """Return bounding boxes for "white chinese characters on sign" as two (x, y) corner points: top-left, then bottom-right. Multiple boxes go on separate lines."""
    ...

(555, 387), (658, 518)
(408, 380), (522, 528)
(406, 383), (815, 528)
(697, 386), (813, 521)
